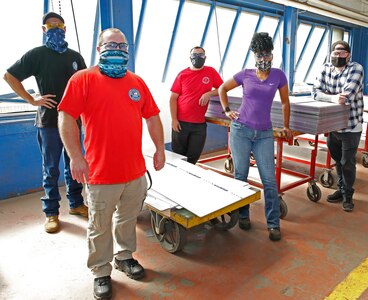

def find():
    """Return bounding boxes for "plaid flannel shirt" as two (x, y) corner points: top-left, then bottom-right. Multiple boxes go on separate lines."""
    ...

(313, 61), (364, 132)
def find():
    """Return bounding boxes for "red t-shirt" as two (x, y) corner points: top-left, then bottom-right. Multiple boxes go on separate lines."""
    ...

(170, 66), (223, 123)
(58, 66), (160, 184)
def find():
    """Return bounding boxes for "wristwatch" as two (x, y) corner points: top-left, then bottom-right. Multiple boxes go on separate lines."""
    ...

(224, 106), (231, 112)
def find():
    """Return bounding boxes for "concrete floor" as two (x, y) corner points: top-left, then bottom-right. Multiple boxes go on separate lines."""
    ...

(1, 147), (368, 300)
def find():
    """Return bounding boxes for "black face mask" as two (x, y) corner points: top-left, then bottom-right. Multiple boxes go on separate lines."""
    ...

(191, 57), (206, 69)
(331, 57), (347, 68)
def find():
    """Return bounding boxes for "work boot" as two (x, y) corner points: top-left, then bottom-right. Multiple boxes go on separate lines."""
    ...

(69, 204), (88, 218)
(268, 227), (281, 241)
(342, 196), (354, 212)
(94, 276), (112, 300)
(239, 217), (251, 230)
(114, 258), (145, 280)
(327, 190), (343, 203)
(44, 215), (59, 233)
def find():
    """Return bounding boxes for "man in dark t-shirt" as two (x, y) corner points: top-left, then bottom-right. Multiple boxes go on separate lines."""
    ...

(3, 12), (88, 233)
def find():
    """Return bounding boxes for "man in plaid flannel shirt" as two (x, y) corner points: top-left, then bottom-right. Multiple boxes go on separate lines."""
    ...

(313, 40), (364, 212)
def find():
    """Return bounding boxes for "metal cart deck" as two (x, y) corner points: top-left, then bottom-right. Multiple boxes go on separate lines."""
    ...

(144, 151), (261, 253)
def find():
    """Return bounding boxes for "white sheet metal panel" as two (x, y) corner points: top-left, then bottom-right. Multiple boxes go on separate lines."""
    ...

(144, 152), (256, 217)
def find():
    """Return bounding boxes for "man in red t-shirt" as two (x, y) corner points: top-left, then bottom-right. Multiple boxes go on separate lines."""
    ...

(58, 28), (165, 300)
(170, 46), (223, 164)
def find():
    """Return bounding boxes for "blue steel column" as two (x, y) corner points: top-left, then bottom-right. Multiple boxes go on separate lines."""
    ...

(351, 27), (368, 95)
(42, 0), (50, 44)
(282, 6), (297, 93)
(99, 0), (135, 72)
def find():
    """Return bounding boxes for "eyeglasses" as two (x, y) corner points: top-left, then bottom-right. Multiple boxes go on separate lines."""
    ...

(331, 50), (349, 58)
(190, 53), (205, 59)
(254, 52), (273, 60)
(101, 42), (129, 52)
(43, 22), (65, 30)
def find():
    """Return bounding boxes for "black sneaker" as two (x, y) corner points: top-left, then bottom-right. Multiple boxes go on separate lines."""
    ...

(342, 197), (354, 212)
(239, 217), (251, 230)
(327, 190), (343, 203)
(114, 258), (145, 280)
(94, 276), (112, 300)
(268, 227), (281, 241)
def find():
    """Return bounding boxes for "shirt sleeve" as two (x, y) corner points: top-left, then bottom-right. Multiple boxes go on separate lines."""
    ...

(7, 49), (37, 82)
(233, 70), (245, 85)
(343, 63), (364, 103)
(58, 73), (85, 119)
(170, 72), (182, 95)
(212, 68), (224, 88)
(278, 69), (288, 89)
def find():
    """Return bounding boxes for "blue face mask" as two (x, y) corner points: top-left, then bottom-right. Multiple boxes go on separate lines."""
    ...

(45, 28), (68, 53)
(98, 50), (129, 78)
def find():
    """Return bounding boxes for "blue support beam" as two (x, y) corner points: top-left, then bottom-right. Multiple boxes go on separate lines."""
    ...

(242, 13), (264, 69)
(162, 0), (185, 82)
(134, 0), (148, 58)
(201, 2), (215, 47)
(304, 28), (328, 82)
(351, 27), (368, 94)
(282, 6), (297, 93)
(219, 8), (241, 75)
(90, 1), (100, 67)
(295, 24), (315, 71)
(99, 0), (135, 72)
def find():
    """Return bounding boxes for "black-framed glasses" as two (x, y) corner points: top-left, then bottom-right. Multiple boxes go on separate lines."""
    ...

(190, 53), (206, 59)
(254, 52), (273, 60)
(331, 50), (349, 58)
(101, 42), (129, 52)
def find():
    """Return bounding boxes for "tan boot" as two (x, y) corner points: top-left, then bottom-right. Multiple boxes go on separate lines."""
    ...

(44, 216), (59, 233)
(69, 204), (88, 218)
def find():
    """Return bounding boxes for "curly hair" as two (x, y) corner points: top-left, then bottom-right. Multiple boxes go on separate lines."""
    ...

(250, 32), (274, 53)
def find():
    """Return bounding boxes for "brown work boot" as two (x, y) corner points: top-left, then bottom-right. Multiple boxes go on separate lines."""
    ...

(44, 215), (60, 233)
(69, 204), (88, 218)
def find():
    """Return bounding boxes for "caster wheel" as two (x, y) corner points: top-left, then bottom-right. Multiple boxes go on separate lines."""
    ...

(294, 139), (300, 146)
(224, 157), (234, 173)
(279, 197), (288, 219)
(308, 141), (315, 147)
(318, 171), (334, 188)
(250, 152), (255, 166)
(210, 210), (239, 231)
(362, 155), (368, 168)
(306, 183), (321, 202)
(150, 212), (186, 253)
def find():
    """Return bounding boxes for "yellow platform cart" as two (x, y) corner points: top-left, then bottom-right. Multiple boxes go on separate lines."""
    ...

(145, 187), (261, 253)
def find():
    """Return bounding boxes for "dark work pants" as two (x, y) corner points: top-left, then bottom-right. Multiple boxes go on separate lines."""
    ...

(327, 131), (361, 198)
(171, 121), (207, 164)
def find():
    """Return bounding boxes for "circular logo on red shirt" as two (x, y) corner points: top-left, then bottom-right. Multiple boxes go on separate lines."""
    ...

(202, 76), (210, 84)
(129, 89), (141, 102)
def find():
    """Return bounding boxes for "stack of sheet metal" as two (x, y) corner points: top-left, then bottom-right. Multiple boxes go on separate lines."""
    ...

(271, 96), (351, 134)
(207, 95), (351, 135)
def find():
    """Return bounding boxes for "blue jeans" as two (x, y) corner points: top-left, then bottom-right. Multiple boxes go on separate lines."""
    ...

(327, 131), (361, 198)
(37, 128), (84, 217)
(230, 122), (280, 228)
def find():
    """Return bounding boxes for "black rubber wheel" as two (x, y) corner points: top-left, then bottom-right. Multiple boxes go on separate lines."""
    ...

(294, 139), (300, 146)
(224, 157), (234, 173)
(150, 212), (186, 253)
(279, 197), (288, 219)
(250, 152), (255, 166)
(362, 154), (368, 168)
(318, 171), (334, 188)
(306, 183), (322, 202)
(308, 141), (315, 147)
(210, 210), (239, 231)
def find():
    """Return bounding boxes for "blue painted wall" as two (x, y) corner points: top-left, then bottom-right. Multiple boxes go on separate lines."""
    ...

(0, 113), (65, 200)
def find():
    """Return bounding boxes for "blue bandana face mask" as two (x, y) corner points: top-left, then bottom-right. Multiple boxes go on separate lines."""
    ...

(98, 50), (129, 78)
(45, 28), (68, 53)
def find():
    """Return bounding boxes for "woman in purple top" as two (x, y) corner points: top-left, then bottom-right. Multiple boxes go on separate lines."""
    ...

(218, 32), (292, 241)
